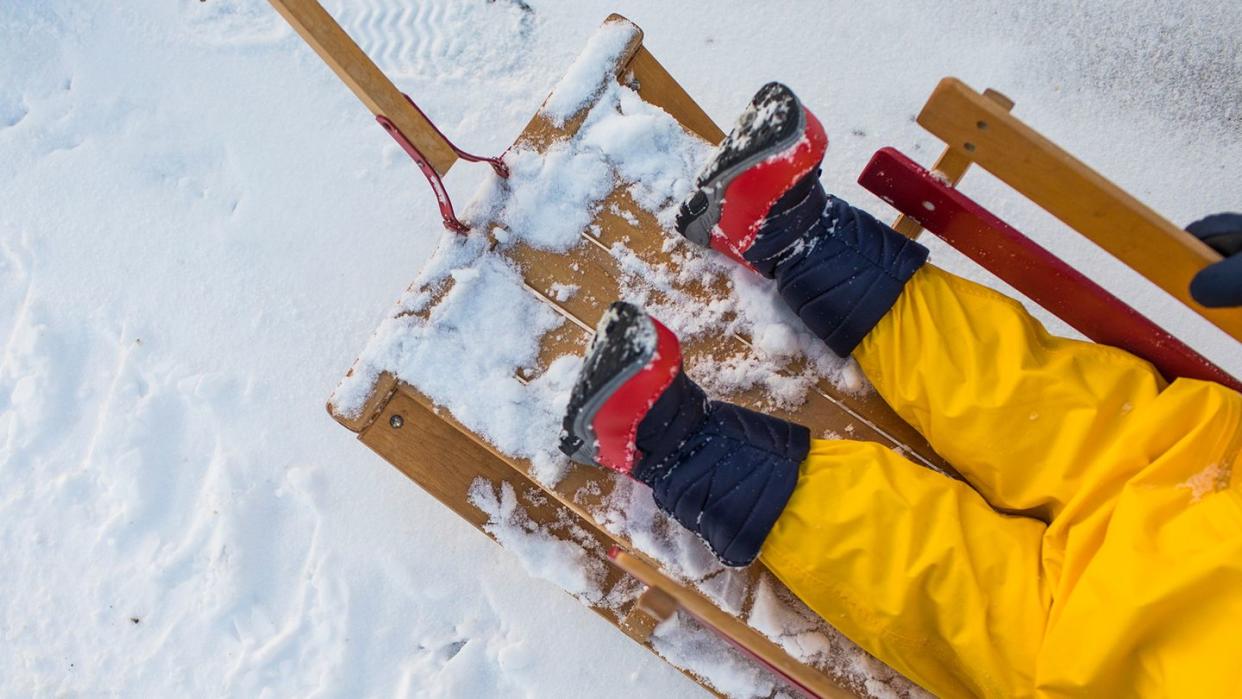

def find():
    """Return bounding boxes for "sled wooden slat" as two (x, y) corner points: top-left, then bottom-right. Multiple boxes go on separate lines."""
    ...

(359, 388), (729, 698)
(331, 370), (397, 433)
(626, 47), (727, 145)
(268, 0), (457, 174)
(621, 587), (677, 643)
(918, 77), (1242, 343)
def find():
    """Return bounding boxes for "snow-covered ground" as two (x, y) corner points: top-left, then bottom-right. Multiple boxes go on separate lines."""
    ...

(1, 1), (1239, 696)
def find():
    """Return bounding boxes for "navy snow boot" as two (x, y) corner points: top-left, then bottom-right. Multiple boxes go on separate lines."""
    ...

(560, 302), (809, 566)
(676, 84), (929, 357)
(761, 175), (929, 356)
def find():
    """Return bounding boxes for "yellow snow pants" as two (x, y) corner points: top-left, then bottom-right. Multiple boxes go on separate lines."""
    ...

(759, 265), (1242, 698)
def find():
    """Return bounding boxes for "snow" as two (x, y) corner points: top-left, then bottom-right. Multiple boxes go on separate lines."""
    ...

(478, 79), (709, 252)
(335, 249), (578, 462)
(467, 478), (609, 605)
(1178, 461), (1231, 503)
(2, 0), (1240, 697)
(746, 575), (914, 696)
(650, 611), (781, 698)
(541, 20), (640, 126)
(550, 281), (580, 302)
(486, 145), (616, 250)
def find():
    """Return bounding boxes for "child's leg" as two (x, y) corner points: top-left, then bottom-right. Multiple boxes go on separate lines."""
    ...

(760, 439), (1049, 699)
(668, 83), (1180, 522)
(560, 303), (1054, 697)
(855, 264), (1166, 520)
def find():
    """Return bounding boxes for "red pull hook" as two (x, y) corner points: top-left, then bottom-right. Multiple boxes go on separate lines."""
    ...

(377, 93), (509, 234)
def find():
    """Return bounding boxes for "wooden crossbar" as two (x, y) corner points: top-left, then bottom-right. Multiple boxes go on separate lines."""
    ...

(917, 78), (1242, 343)
(358, 388), (729, 695)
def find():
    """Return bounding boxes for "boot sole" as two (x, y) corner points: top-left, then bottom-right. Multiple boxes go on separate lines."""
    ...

(559, 302), (659, 468)
(676, 83), (806, 249)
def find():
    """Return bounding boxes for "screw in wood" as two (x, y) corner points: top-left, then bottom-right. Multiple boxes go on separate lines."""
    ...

(389, 414), (404, 429)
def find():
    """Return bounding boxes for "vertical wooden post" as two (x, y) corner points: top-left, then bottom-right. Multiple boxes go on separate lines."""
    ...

(891, 89), (1014, 238)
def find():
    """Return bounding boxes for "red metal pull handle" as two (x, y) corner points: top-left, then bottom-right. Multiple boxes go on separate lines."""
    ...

(377, 93), (509, 234)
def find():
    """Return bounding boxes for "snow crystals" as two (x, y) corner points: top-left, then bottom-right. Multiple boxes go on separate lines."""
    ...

(1178, 461), (1231, 502)
(467, 479), (610, 606)
(540, 20), (640, 127)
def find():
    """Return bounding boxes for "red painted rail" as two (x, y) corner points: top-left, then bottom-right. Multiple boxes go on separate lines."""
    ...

(859, 147), (1242, 392)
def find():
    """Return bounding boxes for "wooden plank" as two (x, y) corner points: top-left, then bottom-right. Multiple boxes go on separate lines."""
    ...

(358, 389), (730, 698)
(627, 47), (727, 145)
(267, 0), (458, 174)
(890, 88), (1014, 239)
(328, 370), (397, 433)
(918, 77), (1242, 343)
(610, 547), (854, 699)
(620, 587), (677, 644)
(361, 375), (863, 696)
(511, 15), (646, 154)
(860, 147), (1242, 392)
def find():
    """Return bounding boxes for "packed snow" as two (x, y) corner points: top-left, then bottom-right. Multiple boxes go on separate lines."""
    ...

(467, 478), (610, 606)
(334, 247), (576, 460)
(650, 612), (781, 699)
(541, 20), (640, 126)
(2, 0), (1240, 697)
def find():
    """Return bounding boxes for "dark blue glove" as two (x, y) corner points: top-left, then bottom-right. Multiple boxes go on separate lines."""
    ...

(1186, 213), (1242, 308)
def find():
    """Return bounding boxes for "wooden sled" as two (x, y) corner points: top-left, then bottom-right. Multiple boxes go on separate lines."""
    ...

(270, 1), (1241, 697)
(272, 1), (939, 696)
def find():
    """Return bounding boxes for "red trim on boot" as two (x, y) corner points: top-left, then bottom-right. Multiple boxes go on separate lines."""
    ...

(711, 107), (828, 264)
(591, 318), (682, 474)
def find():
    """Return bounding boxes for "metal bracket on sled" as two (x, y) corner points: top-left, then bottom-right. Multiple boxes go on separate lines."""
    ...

(377, 93), (509, 234)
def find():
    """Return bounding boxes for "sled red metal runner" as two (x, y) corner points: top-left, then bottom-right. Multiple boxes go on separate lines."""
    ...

(859, 147), (1242, 392)
(377, 94), (509, 234)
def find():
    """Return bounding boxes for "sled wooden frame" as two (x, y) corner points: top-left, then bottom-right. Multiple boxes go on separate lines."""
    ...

(274, 2), (924, 696)
(859, 78), (1242, 391)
